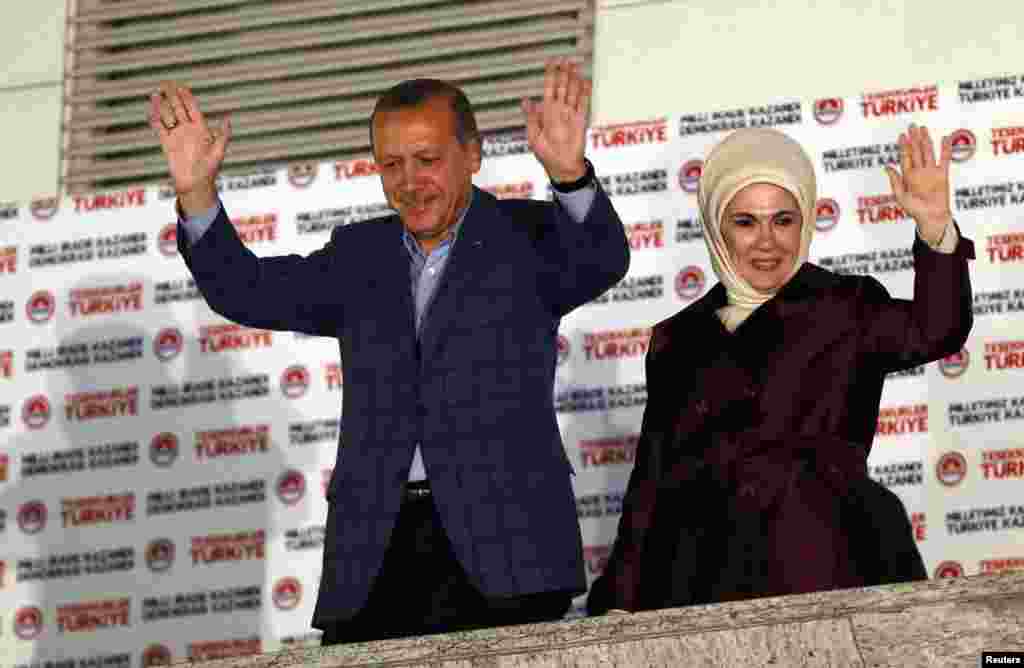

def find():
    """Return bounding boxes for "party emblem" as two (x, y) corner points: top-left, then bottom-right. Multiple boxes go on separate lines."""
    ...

(14, 606), (43, 640)
(936, 451), (967, 487)
(273, 577), (302, 610)
(815, 198), (840, 232)
(678, 160), (704, 194)
(26, 290), (55, 324)
(938, 348), (969, 378)
(813, 98), (844, 125)
(949, 129), (976, 163)
(675, 266), (706, 301)
(277, 469), (306, 505)
(280, 365), (310, 399)
(153, 327), (184, 362)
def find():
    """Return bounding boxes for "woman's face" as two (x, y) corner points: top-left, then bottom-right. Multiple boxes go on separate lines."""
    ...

(721, 183), (803, 292)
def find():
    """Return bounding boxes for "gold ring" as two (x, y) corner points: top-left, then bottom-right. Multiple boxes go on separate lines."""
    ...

(162, 117), (179, 130)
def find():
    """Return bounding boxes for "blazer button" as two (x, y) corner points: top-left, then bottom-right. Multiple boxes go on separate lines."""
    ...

(745, 386), (758, 400)
(738, 483), (755, 498)
(695, 399), (709, 416)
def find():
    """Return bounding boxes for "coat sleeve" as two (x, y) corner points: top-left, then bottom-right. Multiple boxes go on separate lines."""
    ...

(529, 179), (631, 317)
(178, 205), (346, 336)
(587, 326), (668, 614)
(858, 228), (974, 373)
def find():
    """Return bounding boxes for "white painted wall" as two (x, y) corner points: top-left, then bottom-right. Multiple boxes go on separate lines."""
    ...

(590, 0), (1021, 123)
(1, 0), (1021, 200)
(0, 1), (66, 203)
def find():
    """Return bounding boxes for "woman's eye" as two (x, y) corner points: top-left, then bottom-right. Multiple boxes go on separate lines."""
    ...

(776, 216), (795, 226)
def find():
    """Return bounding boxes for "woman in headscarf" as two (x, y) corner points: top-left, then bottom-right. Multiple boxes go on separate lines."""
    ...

(587, 125), (974, 614)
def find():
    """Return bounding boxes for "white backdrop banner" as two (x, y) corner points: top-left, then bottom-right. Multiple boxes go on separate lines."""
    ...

(2, 73), (1023, 666)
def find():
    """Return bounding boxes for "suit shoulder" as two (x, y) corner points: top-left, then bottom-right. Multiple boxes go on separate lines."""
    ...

(803, 263), (880, 296)
(494, 195), (553, 224)
(800, 264), (892, 319)
(329, 214), (399, 245)
(815, 264), (888, 299)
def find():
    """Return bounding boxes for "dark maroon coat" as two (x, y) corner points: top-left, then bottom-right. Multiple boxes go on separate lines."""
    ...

(588, 232), (975, 614)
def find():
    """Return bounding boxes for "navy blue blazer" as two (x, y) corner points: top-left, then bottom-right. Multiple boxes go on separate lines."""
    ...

(178, 183), (630, 625)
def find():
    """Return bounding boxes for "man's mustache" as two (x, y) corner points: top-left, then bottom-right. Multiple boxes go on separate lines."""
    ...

(396, 192), (430, 208)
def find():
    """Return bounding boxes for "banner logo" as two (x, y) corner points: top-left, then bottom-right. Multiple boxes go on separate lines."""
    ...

(280, 365), (310, 399)
(815, 198), (840, 232)
(30, 196), (59, 221)
(934, 561), (964, 578)
(583, 545), (610, 577)
(18, 500), (47, 534)
(591, 119), (668, 149)
(150, 432), (179, 468)
(153, 327), (184, 362)
(142, 644), (173, 667)
(939, 348), (970, 378)
(949, 129), (976, 163)
(556, 335), (570, 366)
(26, 290), (55, 324)
(146, 538), (176, 573)
(272, 577), (302, 610)
(276, 470), (306, 505)
(675, 266), (706, 300)
(158, 223), (178, 257)
(813, 98), (844, 125)
(936, 451), (968, 486)
(288, 162), (318, 188)
(14, 606), (44, 639)
(334, 158), (379, 180)
(678, 160), (703, 194)
(22, 395), (51, 430)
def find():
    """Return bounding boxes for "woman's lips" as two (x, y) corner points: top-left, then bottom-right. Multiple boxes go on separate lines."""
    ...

(751, 259), (782, 271)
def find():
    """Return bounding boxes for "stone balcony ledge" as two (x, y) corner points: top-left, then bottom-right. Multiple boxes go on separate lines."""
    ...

(188, 571), (1024, 667)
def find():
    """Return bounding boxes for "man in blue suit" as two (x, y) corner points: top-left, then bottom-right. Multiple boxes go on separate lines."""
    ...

(150, 58), (629, 643)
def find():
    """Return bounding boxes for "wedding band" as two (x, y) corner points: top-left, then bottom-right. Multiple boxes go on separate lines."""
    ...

(162, 117), (178, 130)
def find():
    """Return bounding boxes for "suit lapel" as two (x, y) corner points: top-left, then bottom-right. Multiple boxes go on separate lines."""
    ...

(418, 187), (498, 361)
(374, 217), (419, 345)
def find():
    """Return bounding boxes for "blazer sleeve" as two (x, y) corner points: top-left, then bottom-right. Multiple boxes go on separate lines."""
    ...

(531, 179), (630, 317)
(858, 227), (975, 372)
(178, 206), (346, 336)
(587, 326), (668, 614)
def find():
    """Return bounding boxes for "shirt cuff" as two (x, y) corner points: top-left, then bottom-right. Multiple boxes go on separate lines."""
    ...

(179, 199), (222, 246)
(918, 218), (959, 254)
(553, 183), (597, 223)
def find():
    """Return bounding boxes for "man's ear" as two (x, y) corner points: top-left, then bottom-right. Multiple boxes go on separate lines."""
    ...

(468, 137), (483, 174)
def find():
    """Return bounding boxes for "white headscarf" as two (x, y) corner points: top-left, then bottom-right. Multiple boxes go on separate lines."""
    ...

(697, 128), (818, 331)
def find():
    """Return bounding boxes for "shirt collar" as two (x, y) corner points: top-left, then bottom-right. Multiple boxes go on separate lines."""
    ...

(401, 187), (475, 259)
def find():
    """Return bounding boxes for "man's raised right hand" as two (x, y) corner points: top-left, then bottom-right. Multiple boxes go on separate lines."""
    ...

(149, 81), (231, 217)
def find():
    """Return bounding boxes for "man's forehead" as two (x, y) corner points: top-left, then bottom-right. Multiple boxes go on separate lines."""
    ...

(374, 107), (454, 147)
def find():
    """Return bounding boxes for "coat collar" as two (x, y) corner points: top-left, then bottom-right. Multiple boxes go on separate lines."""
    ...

(672, 262), (841, 335)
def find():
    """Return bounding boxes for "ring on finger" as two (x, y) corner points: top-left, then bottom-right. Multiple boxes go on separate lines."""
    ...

(162, 117), (179, 130)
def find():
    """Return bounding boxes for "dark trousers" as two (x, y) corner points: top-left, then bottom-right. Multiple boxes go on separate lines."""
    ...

(321, 485), (573, 646)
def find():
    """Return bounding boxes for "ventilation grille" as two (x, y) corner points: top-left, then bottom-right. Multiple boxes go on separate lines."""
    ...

(63, 0), (595, 193)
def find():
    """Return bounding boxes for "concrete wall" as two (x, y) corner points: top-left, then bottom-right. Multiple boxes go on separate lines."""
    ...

(2, 0), (1022, 201)
(0, 2), (66, 203)
(590, 0), (1020, 123)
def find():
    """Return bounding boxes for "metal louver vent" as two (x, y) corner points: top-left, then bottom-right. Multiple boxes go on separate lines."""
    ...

(63, 0), (595, 193)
